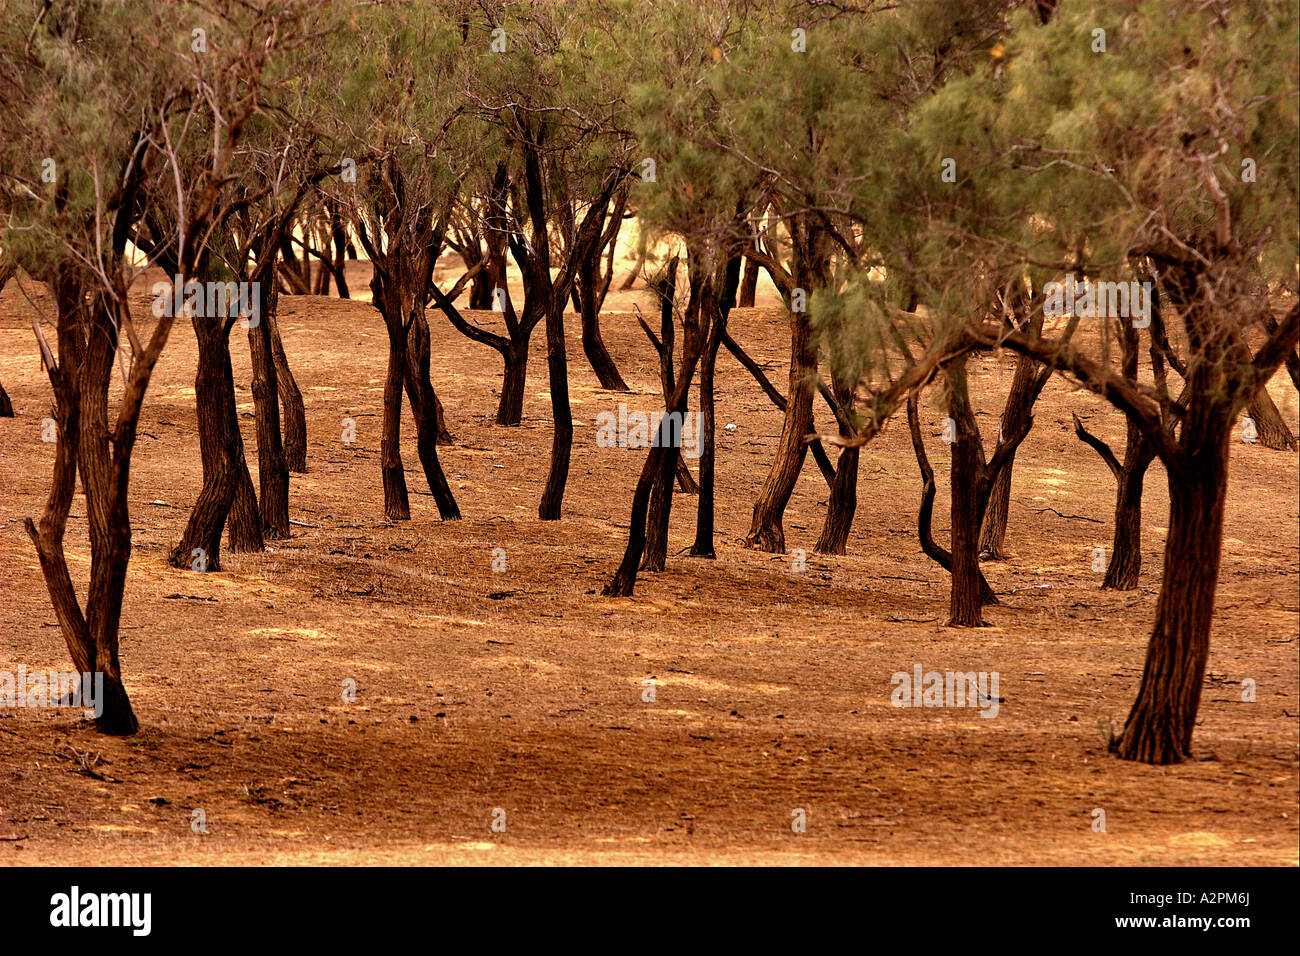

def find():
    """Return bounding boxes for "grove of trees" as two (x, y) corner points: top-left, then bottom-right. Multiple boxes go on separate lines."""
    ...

(2, 0), (1296, 765)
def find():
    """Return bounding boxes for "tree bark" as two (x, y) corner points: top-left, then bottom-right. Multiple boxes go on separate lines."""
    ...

(814, 377), (860, 555)
(267, 308), (307, 473)
(1113, 429), (1228, 763)
(403, 307), (461, 520)
(170, 319), (262, 570)
(1247, 386), (1297, 451)
(578, 254), (629, 391)
(738, 255), (759, 308)
(247, 280), (290, 538)
(744, 310), (815, 553)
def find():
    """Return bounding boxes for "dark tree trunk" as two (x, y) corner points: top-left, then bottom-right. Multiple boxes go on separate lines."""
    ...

(329, 203), (351, 298)
(496, 336), (529, 426)
(578, 256), (629, 391)
(77, 293), (143, 734)
(605, 259), (693, 596)
(689, 306), (726, 558)
(815, 376), (860, 555)
(1105, 455), (1151, 590)
(744, 310), (815, 553)
(906, 391), (999, 612)
(978, 352), (1040, 559)
(170, 321), (261, 570)
(689, 254), (741, 558)
(403, 308), (461, 520)
(1113, 426), (1229, 763)
(738, 255), (759, 308)
(267, 308), (307, 473)
(815, 446), (858, 555)
(1247, 387), (1298, 451)
(225, 341), (263, 553)
(641, 460), (675, 571)
(247, 281), (289, 539)
(642, 265), (699, 568)
(946, 356), (987, 627)
(380, 323), (411, 521)
(538, 295), (573, 520)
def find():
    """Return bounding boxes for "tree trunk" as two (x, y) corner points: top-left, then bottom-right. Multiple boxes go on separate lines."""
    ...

(538, 296), (573, 520)
(578, 256), (629, 391)
(77, 293), (142, 734)
(946, 356), (986, 627)
(641, 461), (675, 571)
(1113, 429), (1229, 763)
(496, 336), (529, 426)
(815, 447), (859, 555)
(738, 256), (759, 308)
(744, 311), (815, 553)
(907, 391), (998, 612)
(170, 322), (258, 570)
(1103, 455), (1150, 590)
(404, 307), (461, 520)
(267, 308), (307, 473)
(381, 324), (411, 521)
(978, 352), (1041, 558)
(689, 308), (726, 558)
(1247, 387), (1298, 451)
(247, 282), (290, 538)
(815, 376), (859, 555)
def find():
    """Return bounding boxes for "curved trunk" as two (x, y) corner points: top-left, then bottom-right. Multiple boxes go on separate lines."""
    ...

(579, 268), (629, 391)
(745, 311), (815, 553)
(404, 309), (461, 520)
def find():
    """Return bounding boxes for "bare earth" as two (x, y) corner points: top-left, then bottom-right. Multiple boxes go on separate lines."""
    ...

(2, 259), (1297, 866)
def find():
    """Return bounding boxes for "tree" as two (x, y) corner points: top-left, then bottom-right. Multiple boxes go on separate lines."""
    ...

(918, 0), (1299, 760)
(1, 0), (290, 732)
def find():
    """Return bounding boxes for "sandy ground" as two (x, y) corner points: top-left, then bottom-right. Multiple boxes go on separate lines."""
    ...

(1, 254), (1297, 866)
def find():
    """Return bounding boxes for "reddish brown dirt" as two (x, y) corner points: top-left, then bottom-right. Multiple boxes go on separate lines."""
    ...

(2, 258), (1297, 865)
